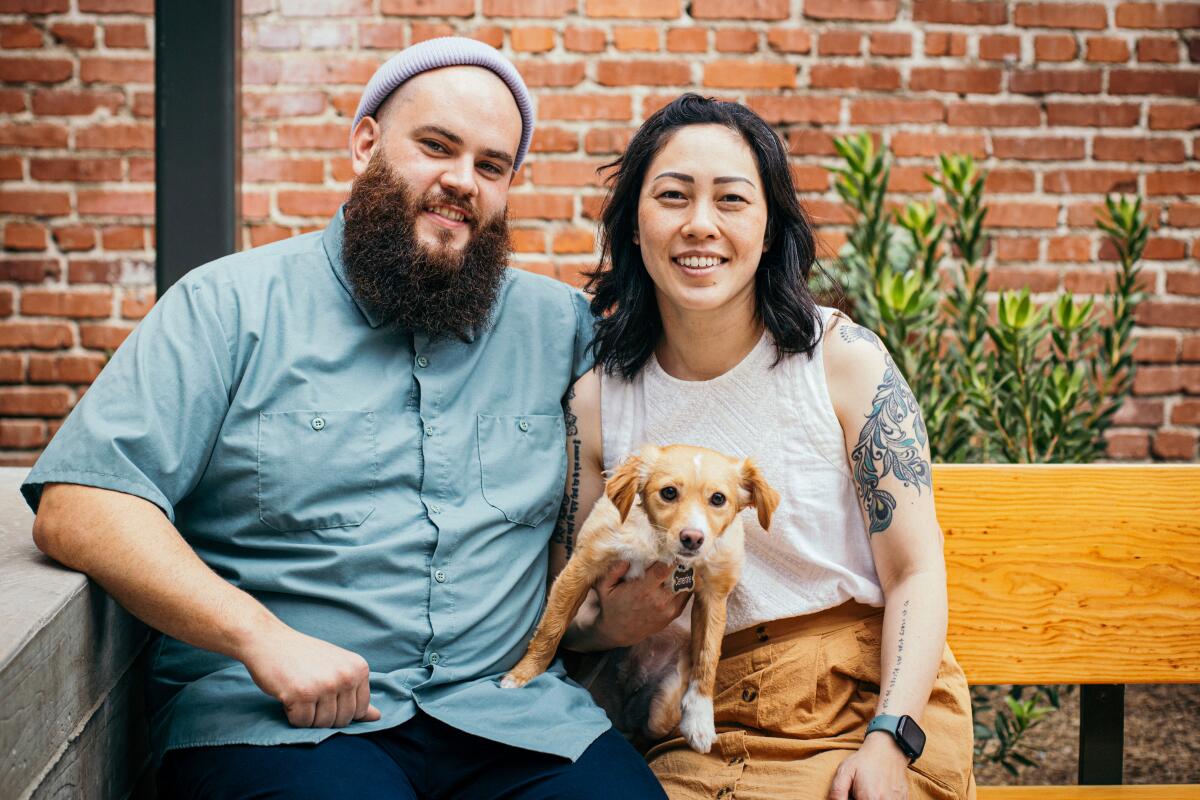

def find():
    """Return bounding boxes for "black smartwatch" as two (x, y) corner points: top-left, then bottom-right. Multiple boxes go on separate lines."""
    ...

(865, 714), (926, 762)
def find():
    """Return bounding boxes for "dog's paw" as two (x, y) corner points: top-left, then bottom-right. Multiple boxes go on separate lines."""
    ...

(679, 683), (716, 753)
(500, 671), (531, 689)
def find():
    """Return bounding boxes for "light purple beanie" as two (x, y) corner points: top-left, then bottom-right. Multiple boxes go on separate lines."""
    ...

(351, 36), (535, 172)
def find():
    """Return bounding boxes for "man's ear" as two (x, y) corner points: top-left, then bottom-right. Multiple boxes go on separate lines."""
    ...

(350, 115), (382, 175)
(605, 455), (644, 522)
(739, 458), (781, 531)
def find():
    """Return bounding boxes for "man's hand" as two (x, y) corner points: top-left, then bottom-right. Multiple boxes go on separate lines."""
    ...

(239, 624), (382, 728)
(592, 561), (690, 649)
(828, 732), (910, 800)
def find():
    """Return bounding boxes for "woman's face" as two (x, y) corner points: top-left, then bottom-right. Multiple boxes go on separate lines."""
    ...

(636, 124), (769, 319)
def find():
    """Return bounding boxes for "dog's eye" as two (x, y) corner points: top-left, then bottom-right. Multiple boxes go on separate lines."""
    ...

(709, 492), (726, 507)
(660, 486), (678, 501)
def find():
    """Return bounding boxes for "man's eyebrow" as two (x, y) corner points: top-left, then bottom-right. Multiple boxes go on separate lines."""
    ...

(483, 148), (515, 169)
(652, 172), (755, 186)
(412, 124), (462, 145)
(412, 125), (514, 169)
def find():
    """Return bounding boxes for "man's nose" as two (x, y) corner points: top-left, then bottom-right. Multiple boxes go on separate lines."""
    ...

(680, 528), (705, 551)
(439, 159), (478, 200)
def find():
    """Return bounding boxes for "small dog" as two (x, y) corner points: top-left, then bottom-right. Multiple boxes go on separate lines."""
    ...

(502, 444), (779, 753)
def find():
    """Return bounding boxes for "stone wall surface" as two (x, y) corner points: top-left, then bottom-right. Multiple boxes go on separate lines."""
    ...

(0, 0), (1197, 461)
(0, 467), (149, 800)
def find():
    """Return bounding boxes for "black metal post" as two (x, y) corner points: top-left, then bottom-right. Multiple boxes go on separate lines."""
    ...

(155, 0), (241, 297)
(1078, 683), (1125, 784)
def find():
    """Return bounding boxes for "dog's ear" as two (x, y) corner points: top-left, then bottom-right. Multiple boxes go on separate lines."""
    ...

(605, 454), (645, 522)
(739, 458), (781, 531)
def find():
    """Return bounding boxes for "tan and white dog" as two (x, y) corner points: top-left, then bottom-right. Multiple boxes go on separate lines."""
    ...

(502, 444), (779, 753)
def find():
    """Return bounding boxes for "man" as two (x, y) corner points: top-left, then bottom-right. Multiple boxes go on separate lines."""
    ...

(24, 38), (666, 799)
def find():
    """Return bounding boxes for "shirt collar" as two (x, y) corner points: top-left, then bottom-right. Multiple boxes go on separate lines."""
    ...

(324, 206), (385, 329)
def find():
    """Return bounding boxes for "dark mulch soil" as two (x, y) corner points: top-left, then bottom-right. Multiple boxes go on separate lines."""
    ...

(973, 684), (1200, 786)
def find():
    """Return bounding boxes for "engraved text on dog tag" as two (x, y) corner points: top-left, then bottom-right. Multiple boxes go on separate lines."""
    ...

(672, 564), (695, 593)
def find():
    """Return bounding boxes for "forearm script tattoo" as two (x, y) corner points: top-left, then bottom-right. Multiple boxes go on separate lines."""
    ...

(552, 385), (582, 557)
(880, 599), (910, 713)
(841, 325), (932, 535)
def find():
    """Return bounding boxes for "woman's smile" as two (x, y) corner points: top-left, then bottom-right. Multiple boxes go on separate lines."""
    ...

(672, 251), (729, 279)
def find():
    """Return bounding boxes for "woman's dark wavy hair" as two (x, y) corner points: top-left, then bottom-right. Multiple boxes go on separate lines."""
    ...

(585, 93), (823, 380)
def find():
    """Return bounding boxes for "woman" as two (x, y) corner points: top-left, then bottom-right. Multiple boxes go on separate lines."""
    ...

(552, 94), (976, 799)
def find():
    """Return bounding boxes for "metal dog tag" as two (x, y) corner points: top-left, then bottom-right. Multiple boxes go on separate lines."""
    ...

(672, 564), (694, 593)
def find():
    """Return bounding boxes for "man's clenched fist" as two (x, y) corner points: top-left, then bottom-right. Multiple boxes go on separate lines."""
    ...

(240, 624), (382, 728)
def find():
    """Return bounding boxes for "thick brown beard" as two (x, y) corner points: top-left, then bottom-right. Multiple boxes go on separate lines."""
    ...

(341, 154), (512, 340)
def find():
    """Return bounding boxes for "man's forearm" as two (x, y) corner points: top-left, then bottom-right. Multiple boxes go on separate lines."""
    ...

(33, 482), (282, 661)
(875, 569), (947, 720)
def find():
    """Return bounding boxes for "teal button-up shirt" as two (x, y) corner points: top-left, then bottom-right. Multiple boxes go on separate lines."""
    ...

(21, 209), (611, 761)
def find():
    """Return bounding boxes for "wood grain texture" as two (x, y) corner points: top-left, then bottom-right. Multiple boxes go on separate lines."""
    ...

(936, 465), (1200, 685)
(977, 786), (1200, 799)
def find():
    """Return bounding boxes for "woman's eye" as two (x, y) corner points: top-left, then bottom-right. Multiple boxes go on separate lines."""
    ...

(660, 486), (678, 501)
(709, 492), (726, 507)
(658, 190), (686, 201)
(720, 194), (747, 204)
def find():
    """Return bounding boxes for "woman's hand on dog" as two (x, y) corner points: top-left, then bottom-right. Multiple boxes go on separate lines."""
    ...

(593, 561), (690, 648)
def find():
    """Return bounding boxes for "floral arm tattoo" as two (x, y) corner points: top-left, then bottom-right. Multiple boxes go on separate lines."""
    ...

(551, 385), (582, 557)
(840, 325), (932, 535)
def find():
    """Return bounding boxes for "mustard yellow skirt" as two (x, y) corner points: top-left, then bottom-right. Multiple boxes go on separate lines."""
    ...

(646, 602), (977, 800)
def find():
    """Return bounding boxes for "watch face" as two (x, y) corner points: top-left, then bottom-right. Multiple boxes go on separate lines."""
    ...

(897, 716), (926, 759)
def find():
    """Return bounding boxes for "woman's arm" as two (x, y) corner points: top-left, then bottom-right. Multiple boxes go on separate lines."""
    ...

(549, 369), (606, 579)
(551, 369), (689, 653)
(823, 313), (948, 799)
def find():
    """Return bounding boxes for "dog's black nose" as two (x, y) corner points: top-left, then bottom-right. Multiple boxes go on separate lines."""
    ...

(680, 529), (704, 551)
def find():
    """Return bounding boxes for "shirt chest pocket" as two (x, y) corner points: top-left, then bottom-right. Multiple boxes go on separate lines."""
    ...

(477, 413), (566, 528)
(257, 410), (378, 532)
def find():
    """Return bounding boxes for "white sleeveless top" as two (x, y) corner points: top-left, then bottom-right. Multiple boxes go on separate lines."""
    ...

(600, 306), (884, 634)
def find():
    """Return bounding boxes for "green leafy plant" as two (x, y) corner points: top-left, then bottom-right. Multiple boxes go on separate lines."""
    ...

(827, 134), (1148, 464)
(826, 135), (1149, 774)
(971, 685), (1067, 777)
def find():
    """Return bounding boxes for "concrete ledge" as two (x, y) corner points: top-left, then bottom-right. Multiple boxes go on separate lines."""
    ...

(0, 467), (150, 800)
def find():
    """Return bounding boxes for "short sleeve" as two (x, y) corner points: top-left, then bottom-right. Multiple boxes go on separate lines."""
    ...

(21, 274), (234, 523)
(568, 286), (597, 384)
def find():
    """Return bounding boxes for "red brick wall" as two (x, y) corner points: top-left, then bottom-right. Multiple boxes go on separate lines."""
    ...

(1, 0), (1198, 464)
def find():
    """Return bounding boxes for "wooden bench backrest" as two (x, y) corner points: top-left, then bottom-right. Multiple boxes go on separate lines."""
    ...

(936, 464), (1200, 686)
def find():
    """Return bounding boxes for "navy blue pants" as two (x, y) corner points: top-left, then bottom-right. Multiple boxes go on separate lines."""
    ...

(157, 711), (666, 800)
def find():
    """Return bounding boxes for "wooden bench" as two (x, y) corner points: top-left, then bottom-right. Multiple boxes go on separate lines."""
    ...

(938, 464), (1200, 799)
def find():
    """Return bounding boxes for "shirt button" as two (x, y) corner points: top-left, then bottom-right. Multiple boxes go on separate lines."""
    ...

(416, 356), (428, 368)
(518, 419), (529, 432)
(741, 687), (758, 702)
(425, 424), (434, 437)
(429, 504), (442, 515)
(429, 652), (441, 665)
(434, 570), (447, 583)
(311, 417), (325, 431)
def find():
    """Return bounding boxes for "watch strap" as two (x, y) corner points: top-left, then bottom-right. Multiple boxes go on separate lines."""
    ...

(866, 714), (901, 738)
